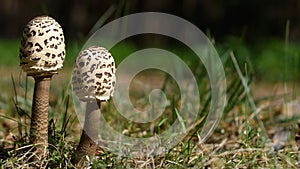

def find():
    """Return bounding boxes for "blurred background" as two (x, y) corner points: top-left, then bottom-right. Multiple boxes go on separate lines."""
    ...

(1, 0), (300, 41)
(0, 0), (300, 82)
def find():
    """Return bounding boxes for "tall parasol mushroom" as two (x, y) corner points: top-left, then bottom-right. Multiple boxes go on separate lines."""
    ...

(19, 15), (65, 158)
(71, 46), (116, 165)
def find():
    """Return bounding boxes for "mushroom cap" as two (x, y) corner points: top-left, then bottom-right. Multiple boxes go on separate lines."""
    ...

(72, 46), (116, 102)
(20, 16), (65, 77)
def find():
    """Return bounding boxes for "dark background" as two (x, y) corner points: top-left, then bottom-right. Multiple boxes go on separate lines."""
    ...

(1, 0), (300, 43)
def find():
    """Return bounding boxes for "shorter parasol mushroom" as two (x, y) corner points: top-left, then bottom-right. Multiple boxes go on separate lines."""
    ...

(71, 46), (116, 165)
(19, 15), (65, 159)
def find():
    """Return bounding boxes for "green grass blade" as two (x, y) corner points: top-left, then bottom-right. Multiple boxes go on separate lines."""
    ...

(230, 51), (268, 140)
(174, 108), (186, 134)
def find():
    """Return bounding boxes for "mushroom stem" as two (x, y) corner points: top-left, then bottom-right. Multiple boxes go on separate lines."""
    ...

(30, 76), (52, 158)
(72, 100), (100, 165)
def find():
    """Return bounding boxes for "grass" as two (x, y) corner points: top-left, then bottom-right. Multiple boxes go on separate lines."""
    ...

(0, 36), (299, 168)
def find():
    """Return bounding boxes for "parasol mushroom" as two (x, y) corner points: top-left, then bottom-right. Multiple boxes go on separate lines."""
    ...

(71, 46), (116, 165)
(19, 15), (65, 158)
